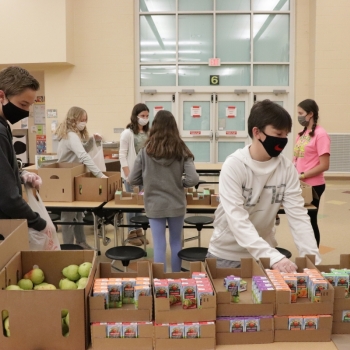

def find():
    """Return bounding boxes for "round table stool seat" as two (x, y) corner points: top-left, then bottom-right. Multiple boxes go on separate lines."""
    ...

(178, 247), (208, 262)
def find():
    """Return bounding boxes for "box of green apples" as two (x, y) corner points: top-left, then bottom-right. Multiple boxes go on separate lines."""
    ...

(0, 250), (97, 350)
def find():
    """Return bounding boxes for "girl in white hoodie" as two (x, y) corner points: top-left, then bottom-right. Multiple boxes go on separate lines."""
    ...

(207, 100), (321, 273)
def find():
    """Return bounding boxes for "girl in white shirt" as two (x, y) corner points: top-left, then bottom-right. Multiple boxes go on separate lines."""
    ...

(119, 103), (150, 246)
(55, 106), (106, 249)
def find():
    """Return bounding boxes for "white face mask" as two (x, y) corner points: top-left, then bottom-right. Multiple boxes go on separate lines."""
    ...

(77, 122), (87, 131)
(138, 117), (149, 126)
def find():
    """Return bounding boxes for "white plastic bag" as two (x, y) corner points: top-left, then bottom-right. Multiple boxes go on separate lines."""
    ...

(88, 137), (106, 172)
(25, 184), (61, 251)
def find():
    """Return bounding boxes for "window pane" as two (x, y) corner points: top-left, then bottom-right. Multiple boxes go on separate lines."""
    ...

(253, 14), (289, 62)
(217, 15), (250, 62)
(218, 142), (245, 162)
(140, 66), (176, 86)
(216, 0), (250, 11)
(183, 101), (210, 131)
(179, 0), (213, 11)
(185, 141), (211, 162)
(140, 0), (176, 12)
(179, 15), (213, 62)
(140, 15), (176, 62)
(179, 65), (250, 86)
(218, 101), (245, 131)
(253, 0), (289, 11)
(253, 65), (289, 86)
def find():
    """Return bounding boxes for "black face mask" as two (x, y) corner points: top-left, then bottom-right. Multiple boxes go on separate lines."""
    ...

(259, 130), (288, 157)
(2, 100), (30, 124)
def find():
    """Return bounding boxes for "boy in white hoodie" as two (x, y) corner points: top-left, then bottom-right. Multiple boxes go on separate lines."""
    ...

(207, 100), (321, 273)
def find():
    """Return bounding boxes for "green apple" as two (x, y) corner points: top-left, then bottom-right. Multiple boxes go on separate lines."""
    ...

(61, 309), (69, 318)
(62, 322), (69, 336)
(64, 332), (69, 337)
(18, 279), (33, 290)
(65, 313), (70, 327)
(33, 283), (48, 290)
(78, 262), (92, 278)
(76, 277), (88, 289)
(24, 268), (45, 285)
(62, 265), (80, 281)
(59, 279), (77, 290)
(4, 317), (10, 337)
(35, 284), (56, 290)
(6, 285), (23, 290)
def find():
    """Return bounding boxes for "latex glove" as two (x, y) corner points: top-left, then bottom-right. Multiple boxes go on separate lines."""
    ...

(93, 133), (103, 141)
(21, 172), (43, 190)
(101, 174), (108, 179)
(271, 257), (298, 273)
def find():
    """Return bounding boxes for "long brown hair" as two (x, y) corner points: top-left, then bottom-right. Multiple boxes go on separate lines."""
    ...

(298, 99), (319, 137)
(145, 110), (194, 161)
(126, 103), (150, 135)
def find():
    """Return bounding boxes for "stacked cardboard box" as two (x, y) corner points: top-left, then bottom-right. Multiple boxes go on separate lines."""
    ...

(206, 258), (275, 345)
(317, 254), (350, 334)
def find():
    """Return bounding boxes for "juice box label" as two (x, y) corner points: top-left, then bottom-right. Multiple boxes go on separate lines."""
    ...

(122, 280), (136, 304)
(182, 285), (197, 309)
(245, 318), (260, 332)
(168, 281), (182, 306)
(289, 317), (303, 330)
(123, 323), (138, 338)
(342, 310), (350, 322)
(304, 316), (318, 330)
(169, 324), (184, 339)
(154, 285), (169, 298)
(108, 283), (122, 308)
(184, 322), (200, 338)
(230, 318), (245, 333)
(107, 323), (122, 338)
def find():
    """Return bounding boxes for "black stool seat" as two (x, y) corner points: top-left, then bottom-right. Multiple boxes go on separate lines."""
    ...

(83, 213), (94, 224)
(276, 247), (292, 259)
(178, 247), (208, 262)
(130, 216), (149, 226)
(184, 216), (214, 226)
(60, 244), (84, 250)
(194, 180), (207, 190)
(49, 213), (60, 221)
(106, 246), (145, 266)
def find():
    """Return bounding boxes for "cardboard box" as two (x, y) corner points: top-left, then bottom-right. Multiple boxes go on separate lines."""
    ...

(185, 188), (213, 206)
(216, 317), (274, 345)
(91, 323), (153, 350)
(115, 191), (139, 205)
(274, 315), (332, 342)
(75, 172), (122, 202)
(89, 261), (153, 322)
(154, 322), (215, 350)
(0, 219), (29, 270)
(38, 162), (85, 202)
(317, 254), (350, 334)
(206, 258), (275, 317)
(0, 250), (97, 350)
(260, 255), (334, 316)
(210, 194), (220, 207)
(22, 165), (39, 174)
(300, 181), (313, 205)
(153, 262), (216, 323)
(34, 153), (58, 167)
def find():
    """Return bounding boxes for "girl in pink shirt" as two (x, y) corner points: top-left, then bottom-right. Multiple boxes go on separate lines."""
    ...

(293, 99), (330, 247)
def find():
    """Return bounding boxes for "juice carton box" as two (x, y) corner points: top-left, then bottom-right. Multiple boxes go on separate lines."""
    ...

(168, 279), (182, 306)
(93, 289), (109, 309)
(108, 282), (122, 308)
(169, 323), (185, 339)
(303, 316), (318, 330)
(154, 283), (169, 299)
(289, 316), (303, 330)
(192, 272), (207, 278)
(182, 281), (197, 309)
(122, 322), (138, 338)
(342, 310), (350, 322)
(321, 273), (336, 286)
(283, 277), (297, 293)
(224, 276), (240, 303)
(92, 322), (107, 337)
(197, 287), (213, 309)
(107, 322), (122, 338)
(230, 318), (245, 333)
(122, 278), (136, 304)
(245, 318), (260, 332)
(134, 285), (150, 309)
(240, 280), (247, 292)
(136, 277), (150, 284)
(184, 322), (200, 338)
(335, 274), (349, 296)
(311, 281), (328, 303)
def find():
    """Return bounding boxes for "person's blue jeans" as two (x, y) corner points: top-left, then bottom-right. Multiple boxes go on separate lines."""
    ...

(148, 216), (184, 272)
(124, 180), (143, 233)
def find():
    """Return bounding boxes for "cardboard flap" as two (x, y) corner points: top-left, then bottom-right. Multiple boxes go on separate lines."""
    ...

(138, 323), (154, 338)
(155, 297), (171, 312)
(259, 257), (271, 269)
(100, 261), (150, 278)
(200, 323), (216, 337)
(155, 325), (169, 339)
(92, 324), (107, 338)
(340, 254), (350, 268)
(0, 268), (6, 290)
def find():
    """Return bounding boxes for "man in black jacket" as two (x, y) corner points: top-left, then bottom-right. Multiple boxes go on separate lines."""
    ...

(0, 66), (47, 232)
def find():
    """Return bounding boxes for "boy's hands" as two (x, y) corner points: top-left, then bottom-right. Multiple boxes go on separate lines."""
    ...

(272, 257), (298, 273)
(21, 172), (42, 190)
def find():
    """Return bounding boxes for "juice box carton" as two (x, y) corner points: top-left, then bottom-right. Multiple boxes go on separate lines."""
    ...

(107, 322), (122, 338)
(93, 289), (109, 309)
(197, 287), (214, 309)
(224, 276), (240, 303)
(92, 322), (107, 337)
(95, 278), (109, 283)
(342, 310), (350, 322)
(134, 285), (150, 309)
(136, 277), (150, 284)
(303, 316), (318, 330)
(283, 277), (297, 293)
(335, 274), (349, 296)
(230, 317), (245, 333)
(154, 283), (169, 299)
(182, 281), (197, 309)
(240, 280), (247, 292)
(108, 282), (122, 308)
(321, 273), (336, 286)
(192, 272), (207, 278)
(122, 322), (138, 338)
(122, 278), (136, 304)
(168, 279), (182, 306)
(245, 317), (260, 332)
(289, 316), (303, 330)
(184, 322), (200, 338)
(169, 323), (185, 339)
(311, 281), (328, 303)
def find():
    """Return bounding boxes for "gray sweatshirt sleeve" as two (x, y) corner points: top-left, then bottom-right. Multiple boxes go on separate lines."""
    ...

(68, 133), (104, 177)
(182, 157), (199, 188)
(129, 151), (143, 186)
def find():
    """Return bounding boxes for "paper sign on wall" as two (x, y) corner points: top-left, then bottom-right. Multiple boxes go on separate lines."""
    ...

(191, 106), (201, 118)
(190, 130), (201, 135)
(21, 117), (28, 129)
(226, 106), (236, 118)
(33, 103), (46, 124)
(226, 131), (237, 135)
(153, 106), (163, 117)
(37, 125), (46, 135)
(47, 109), (57, 118)
(36, 135), (46, 154)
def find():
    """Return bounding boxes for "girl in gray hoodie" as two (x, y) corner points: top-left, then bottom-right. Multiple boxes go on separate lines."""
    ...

(129, 110), (199, 272)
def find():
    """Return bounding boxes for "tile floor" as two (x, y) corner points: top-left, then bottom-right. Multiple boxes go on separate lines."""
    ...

(56, 177), (350, 350)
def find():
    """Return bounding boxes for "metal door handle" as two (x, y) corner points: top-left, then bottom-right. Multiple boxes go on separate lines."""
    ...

(210, 131), (213, 140)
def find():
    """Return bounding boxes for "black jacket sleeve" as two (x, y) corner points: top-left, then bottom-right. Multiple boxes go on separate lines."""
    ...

(0, 132), (46, 231)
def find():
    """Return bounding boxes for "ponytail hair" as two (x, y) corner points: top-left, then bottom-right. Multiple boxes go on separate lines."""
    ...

(298, 99), (319, 137)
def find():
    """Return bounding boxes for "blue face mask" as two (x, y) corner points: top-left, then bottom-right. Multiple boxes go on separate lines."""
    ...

(259, 131), (288, 157)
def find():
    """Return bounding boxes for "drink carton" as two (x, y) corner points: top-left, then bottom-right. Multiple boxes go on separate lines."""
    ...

(122, 322), (138, 338)
(342, 310), (350, 322)
(230, 318), (245, 333)
(134, 285), (150, 309)
(303, 316), (318, 330)
(197, 287), (213, 308)
(245, 318), (260, 332)
(122, 278), (136, 304)
(182, 281), (197, 309)
(169, 323), (184, 339)
(154, 284), (169, 299)
(107, 322), (122, 338)
(289, 316), (303, 330)
(108, 282), (122, 308)
(184, 322), (200, 338)
(168, 280), (182, 306)
(192, 272), (207, 278)
(93, 289), (109, 309)
(311, 281), (328, 303)
(224, 276), (240, 303)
